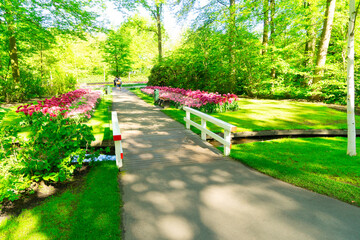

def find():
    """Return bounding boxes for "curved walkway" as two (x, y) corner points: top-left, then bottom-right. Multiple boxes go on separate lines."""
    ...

(112, 88), (360, 240)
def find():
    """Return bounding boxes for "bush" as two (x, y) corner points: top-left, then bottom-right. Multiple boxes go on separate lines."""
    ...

(0, 125), (31, 204)
(20, 115), (95, 183)
(0, 115), (96, 208)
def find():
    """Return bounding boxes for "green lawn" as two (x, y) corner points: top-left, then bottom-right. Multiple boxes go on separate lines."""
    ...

(228, 137), (360, 206)
(122, 83), (147, 87)
(130, 89), (358, 133)
(0, 105), (32, 139)
(0, 106), (12, 122)
(0, 161), (122, 240)
(85, 94), (113, 143)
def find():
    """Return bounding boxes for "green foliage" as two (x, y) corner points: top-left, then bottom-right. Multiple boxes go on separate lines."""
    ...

(19, 115), (95, 183)
(0, 162), (122, 239)
(102, 15), (158, 79)
(121, 15), (158, 73)
(85, 94), (113, 143)
(103, 30), (132, 77)
(0, 114), (96, 207)
(0, 126), (31, 204)
(229, 137), (360, 206)
(0, 0), (100, 103)
(148, 0), (358, 105)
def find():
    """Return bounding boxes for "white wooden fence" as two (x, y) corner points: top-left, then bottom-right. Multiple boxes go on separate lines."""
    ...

(183, 107), (237, 156)
(112, 111), (123, 168)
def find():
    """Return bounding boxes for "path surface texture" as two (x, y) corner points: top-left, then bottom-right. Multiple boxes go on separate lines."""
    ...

(112, 88), (360, 240)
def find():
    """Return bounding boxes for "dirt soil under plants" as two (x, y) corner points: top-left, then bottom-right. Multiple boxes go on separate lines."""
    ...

(0, 165), (91, 222)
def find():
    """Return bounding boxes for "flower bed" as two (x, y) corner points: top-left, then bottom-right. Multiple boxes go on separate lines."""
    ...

(66, 90), (102, 119)
(141, 86), (239, 113)
(16, 89), (102, 121)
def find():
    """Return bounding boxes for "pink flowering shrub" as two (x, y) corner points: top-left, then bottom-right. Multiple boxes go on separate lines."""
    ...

(66, 91), (102, 120)
(141, 86), (239, 113)
(16, 89), (101, 123)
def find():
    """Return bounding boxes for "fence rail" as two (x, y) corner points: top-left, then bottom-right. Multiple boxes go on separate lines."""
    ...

(183, 107), (237, 156)
(112, 111), (123, 168)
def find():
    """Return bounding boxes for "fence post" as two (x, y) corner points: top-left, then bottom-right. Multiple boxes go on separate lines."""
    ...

(201, 119), (207, 140)
(224, 130), (231, 156)
(112, 111), (123, 168)
(186, 111), (190, 129)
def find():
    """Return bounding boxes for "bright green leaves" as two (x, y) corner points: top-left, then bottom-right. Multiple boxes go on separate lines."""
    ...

(103, 29), (133, 77)
(0, 115), (96, 208)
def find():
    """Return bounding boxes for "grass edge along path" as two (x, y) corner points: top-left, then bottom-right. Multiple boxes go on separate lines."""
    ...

(0, 162), (122, 240)
(130, 89), (360, 206)
(228, 137), (360, 207)
(129, 89), (359, 133)
(86, 94), (113, 143)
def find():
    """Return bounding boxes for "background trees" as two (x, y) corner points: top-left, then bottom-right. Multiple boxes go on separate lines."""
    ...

(0, 0), (358, 108)
(148, 0), (358, 105)
(103, 30), (132, 77)
(0, 0), (98, 102)
(112, 0), (166, 61)
(103, 15), (158, 79)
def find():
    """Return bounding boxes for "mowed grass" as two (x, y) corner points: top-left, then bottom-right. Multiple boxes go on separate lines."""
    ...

(211, 98), (357, 132)
(0, 105), (32, 138)
(130, 89), (358, 133)
(0, 161), (122, 240)
(228, 137), (360, 206)
(85, 94), (113, 143)
(0, 106), (12, 122)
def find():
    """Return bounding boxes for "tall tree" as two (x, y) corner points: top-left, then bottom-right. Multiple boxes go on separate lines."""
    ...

(155, 3), (163, 61)
(313, 0), (336, 84)
(113, 0), (165, 62)
(0, 0), (98, 85)
(3, 1), (20, 83)
(262, 0), (270, 55)
(303, 0), (317, 70)
(120, 15), (158, 73)
(103, 30), (132, 77)
(269, 0), (276, 79)
(174, 0), (239, 92)
(346, 0), (358, 156)
(228, 0), (236, 92)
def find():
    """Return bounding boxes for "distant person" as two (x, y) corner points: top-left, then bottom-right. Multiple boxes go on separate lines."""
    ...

(114, 77), (118, 86)
(119, 77), (122, 88)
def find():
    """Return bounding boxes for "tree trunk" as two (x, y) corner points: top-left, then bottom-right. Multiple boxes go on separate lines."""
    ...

(304, 1), (317, 68)
(262, 0), (270, 55)
(6, 11), (20, 83)
(114, 45), (119, 76)
(313, 0), (336, 84)
(269, 0), (276, 79)
(347, 0), (356, 156)
(228, 0), (236, 92)
(40, 44), (43, 80)
(156, 4), (162, 61)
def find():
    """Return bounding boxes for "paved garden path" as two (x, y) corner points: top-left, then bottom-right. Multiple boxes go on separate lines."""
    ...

(112, 88), (360, 240)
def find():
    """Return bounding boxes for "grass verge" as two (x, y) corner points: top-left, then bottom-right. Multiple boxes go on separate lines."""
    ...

(0, 161), (122, 240)
(0, 106), (12, 122)
(130, 89), (359, 133)
(228, 137), (360, 206)
(85, 94), (113, 143)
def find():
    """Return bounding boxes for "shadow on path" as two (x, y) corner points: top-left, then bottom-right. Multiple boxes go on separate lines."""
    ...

(112, 88), (360, 240)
